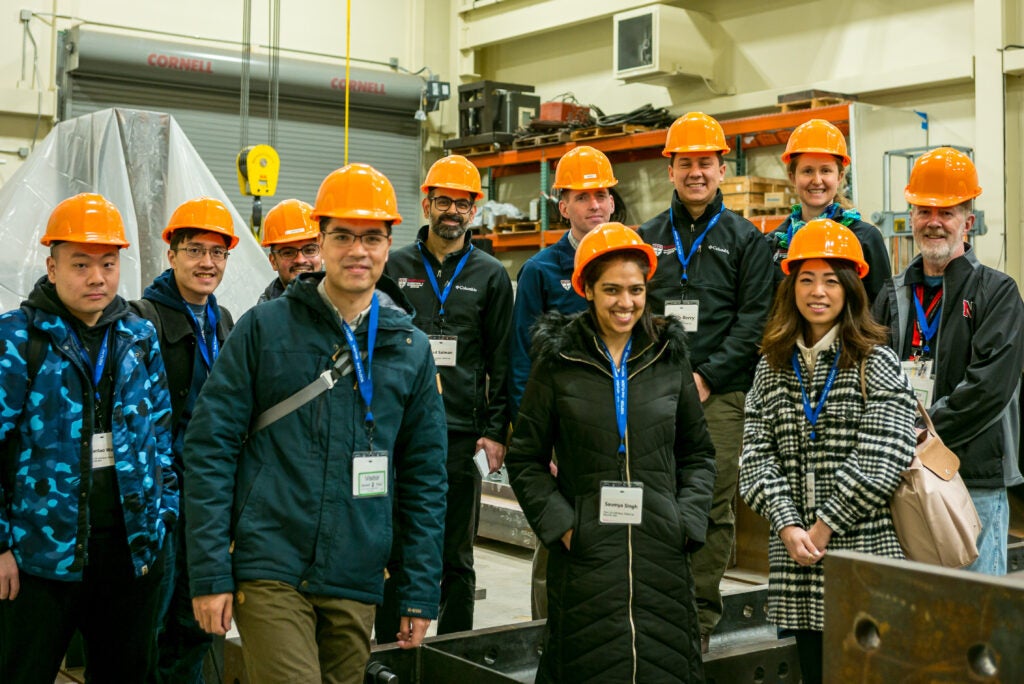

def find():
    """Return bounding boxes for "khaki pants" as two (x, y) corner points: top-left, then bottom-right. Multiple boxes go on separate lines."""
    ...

(234, 580), (375, 684)
(689, 391), (744, 635)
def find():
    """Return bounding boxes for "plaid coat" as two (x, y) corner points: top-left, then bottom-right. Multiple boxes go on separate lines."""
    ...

(739, 341), (915, 631)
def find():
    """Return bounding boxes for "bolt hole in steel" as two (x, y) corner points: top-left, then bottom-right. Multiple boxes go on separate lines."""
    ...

(742, 604), (754, 619)
(483, 648), (498, 666)
(966, 643), (998, 678)
(854, 616), (881, 651)
(777, 661), (790, 678)
(753, 665), (766, 683)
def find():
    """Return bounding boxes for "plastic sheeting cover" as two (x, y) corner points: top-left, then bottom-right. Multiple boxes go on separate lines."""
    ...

(0, 108), (275, 316)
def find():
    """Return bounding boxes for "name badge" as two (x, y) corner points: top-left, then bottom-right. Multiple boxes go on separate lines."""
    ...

(664, 300), (699, 332)
(352, 451), (389, 498)
(428, 336), (458, 367)
(901, 359), (934, 407)
(805, 470), (816, 509)
(599, 481), (644, 525)
(91, 432), (115, 470)
(473, 448), (490, 478)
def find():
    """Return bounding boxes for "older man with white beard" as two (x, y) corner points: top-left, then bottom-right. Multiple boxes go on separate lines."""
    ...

(379, 155), (513, 639)
(873, 147), (1024, 576)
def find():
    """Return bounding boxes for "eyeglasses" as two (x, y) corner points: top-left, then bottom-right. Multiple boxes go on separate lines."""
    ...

(326, 231), (389, 249)
(429, 196), (473, 214)
(175, 245), (230, 262)
(272, 244), (321, 259)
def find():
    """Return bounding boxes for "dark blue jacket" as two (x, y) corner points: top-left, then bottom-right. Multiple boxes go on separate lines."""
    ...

(0, 281), (175, 580)
(509, 232), (587, 417)
(183, 272), (448, 618)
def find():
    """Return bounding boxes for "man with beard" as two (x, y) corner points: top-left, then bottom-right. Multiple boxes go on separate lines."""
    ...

(0, 194), (175, 682)
(257, 199), (322, 304)
(873, 147), (1024, 576)
(132, 196), (236, 683)
(507, 145), (618, 619)
(379, 154), (513, 638)
(638, 112), (773, 651)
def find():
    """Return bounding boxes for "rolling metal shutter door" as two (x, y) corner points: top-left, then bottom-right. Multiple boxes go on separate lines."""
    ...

(68, 75), (423, 247)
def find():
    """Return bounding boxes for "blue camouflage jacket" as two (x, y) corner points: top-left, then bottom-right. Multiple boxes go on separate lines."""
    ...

(0, 296), (176, 580)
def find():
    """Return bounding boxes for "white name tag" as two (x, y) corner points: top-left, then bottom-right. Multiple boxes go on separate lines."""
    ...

(473, 448), (490, 478)
(664, 300), (699, 332)
(91, 432), (115, 470)
(428, 336), (458, 367)
(352, 451), (389, 498)
(599, 481), (644, 525)
(902, 359), (934, 407)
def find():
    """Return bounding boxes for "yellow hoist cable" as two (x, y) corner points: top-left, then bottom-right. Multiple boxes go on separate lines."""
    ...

(344, 0), (351, 165)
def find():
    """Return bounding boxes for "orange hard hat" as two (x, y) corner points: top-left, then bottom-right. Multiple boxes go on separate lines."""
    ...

(782, 119), (851, 166)
(904, 147), (982, 208)
(662, 111), (730, 157)
(261, 199), (319, 247)
(781, 218), (869, 279)
(553, 146), (618, 190)
(41, 193), (130, 248)
(572, 222), (657, 297)
(311, 163), (402, 225)
(163, 197), (238, 248)
(421, 155), (482, 199)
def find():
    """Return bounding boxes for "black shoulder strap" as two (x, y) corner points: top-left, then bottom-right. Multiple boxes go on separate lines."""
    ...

(22, 306), (49, 384)
(130, 298), (164, 342)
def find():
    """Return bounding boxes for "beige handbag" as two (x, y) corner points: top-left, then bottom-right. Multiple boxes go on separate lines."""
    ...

(889, 398), (981, 568)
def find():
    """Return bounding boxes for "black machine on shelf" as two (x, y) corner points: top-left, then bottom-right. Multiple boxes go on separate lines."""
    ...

(444, 80), (540, 150)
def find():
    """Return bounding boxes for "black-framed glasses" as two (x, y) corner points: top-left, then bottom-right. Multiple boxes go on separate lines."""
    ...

(429, 196), (473, 214)
(272, 244), (321, 259)
(175, 245), (230, 262)
(325, 231), (389, 249)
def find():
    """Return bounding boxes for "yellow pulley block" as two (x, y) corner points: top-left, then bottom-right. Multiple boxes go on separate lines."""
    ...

(236, 144), (280, 197)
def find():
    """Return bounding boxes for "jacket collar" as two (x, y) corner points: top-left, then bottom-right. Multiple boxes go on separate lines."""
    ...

(287, 271), (417, 333)
(670, 188), (724, 227)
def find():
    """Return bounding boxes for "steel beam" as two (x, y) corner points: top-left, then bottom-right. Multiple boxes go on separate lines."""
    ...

(824, 550), (1024, 682)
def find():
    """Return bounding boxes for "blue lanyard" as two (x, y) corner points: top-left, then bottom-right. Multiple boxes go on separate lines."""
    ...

(599, 337), (633, 454)
(341, 293), (379, 427)
(184, 303), (219, 370)
(417, 243), (474, 316)
(913, 285), (941, 354)
(791, 343), (841, 441)
(669, 206), (724, 283)
(70, 327), (111, 403)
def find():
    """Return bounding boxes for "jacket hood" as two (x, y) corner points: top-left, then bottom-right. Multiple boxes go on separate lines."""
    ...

(24, 274), (129, 330)
(144, 268), (221, 314)
(530, 310), (689, 367)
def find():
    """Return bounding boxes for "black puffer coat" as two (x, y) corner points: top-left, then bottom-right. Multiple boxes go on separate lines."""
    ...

(508, 312), (716, 684)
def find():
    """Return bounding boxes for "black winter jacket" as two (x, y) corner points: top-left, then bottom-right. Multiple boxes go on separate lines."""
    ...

(385, 227), (513, 441)
(132, 269), (234, 448)
(638, 190), (773, 394)
(873, 246), (1024, 486)
(507, 312), (715, 683)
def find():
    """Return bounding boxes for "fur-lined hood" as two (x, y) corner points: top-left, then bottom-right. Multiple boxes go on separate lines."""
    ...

(530, 310), (690, 368)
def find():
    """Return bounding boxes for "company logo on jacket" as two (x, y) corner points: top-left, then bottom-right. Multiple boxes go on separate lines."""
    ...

(963, 300), (973, 318)
(398, 278), (425, 289)
(707, 244), (730, 256)
(560, 280), (572, 291)
(455, 284), (478, 293)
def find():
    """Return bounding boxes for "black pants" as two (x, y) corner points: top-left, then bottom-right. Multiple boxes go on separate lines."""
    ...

(791, 629), (823, 684)
(0, 532), (166, 684)
(376, 431), (481, 641)
(154, 514), (212, 683)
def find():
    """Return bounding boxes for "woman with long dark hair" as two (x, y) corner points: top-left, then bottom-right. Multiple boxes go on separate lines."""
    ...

(507, 222), (716, 683)
(740, 218), (915, 683)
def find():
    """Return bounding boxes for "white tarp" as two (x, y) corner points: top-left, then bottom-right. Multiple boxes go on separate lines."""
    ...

(0, 108), (274, 316)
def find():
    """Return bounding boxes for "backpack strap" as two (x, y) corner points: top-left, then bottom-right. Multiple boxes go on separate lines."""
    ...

(129, 298), (164, 342)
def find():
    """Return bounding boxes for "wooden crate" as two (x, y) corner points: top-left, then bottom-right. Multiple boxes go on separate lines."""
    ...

(723, 193), (764, 211)
(719, 176), (790, 195)
(569, 123), (655, 141)
(512, 131), (570, 149)
(496, 221), (541, 234)
(764, 190), (796, 207)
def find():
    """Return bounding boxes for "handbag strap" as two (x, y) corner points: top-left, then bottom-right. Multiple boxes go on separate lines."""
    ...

(916, 397), (939, 435)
